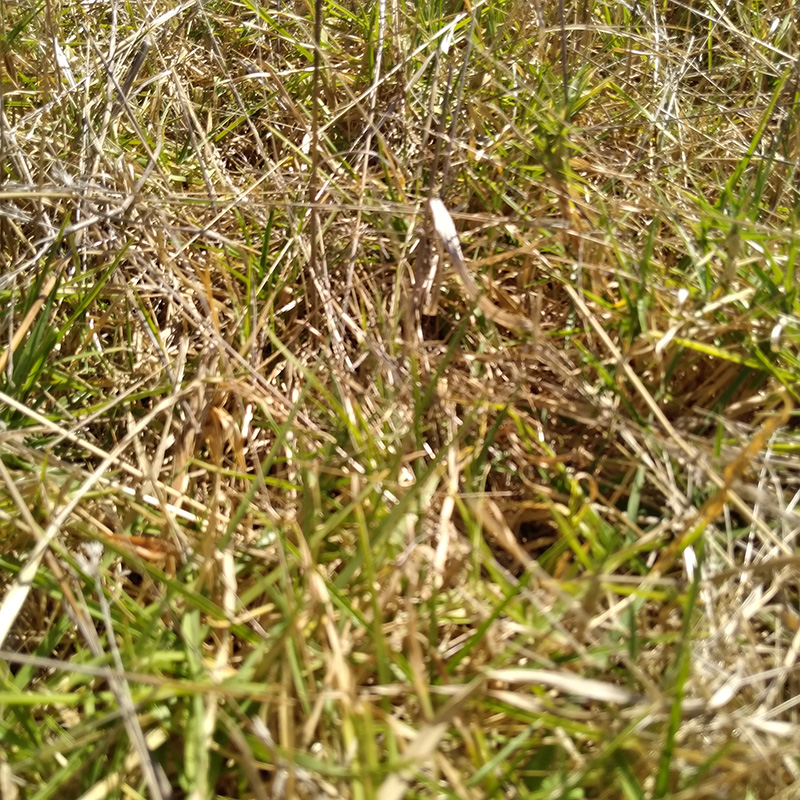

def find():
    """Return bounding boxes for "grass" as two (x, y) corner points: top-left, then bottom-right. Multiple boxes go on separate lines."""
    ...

(1, 0), (799, 797)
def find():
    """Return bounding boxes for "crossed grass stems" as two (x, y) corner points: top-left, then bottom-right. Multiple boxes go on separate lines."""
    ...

(1, 0), (800, 798)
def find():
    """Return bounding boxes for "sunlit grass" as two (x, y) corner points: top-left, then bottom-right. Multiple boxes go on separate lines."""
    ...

(1, 0), (799, 798)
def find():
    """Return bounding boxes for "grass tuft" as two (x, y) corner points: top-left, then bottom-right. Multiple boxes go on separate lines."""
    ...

(1, 0), (800, 798)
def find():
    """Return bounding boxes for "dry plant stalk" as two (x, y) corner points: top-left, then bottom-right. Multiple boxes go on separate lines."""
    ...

(0, 264), (64, 375)
(428, 198), (537, 335)
(654, 393), (794, 574)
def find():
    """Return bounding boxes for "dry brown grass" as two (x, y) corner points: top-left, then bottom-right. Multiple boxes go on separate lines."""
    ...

(1, 0), (799, 798)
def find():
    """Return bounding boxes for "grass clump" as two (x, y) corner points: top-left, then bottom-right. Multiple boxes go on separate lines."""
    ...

(1, 0), (799, 798)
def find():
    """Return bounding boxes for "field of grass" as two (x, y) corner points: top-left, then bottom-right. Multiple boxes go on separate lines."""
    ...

(1, 0), (799, 797)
